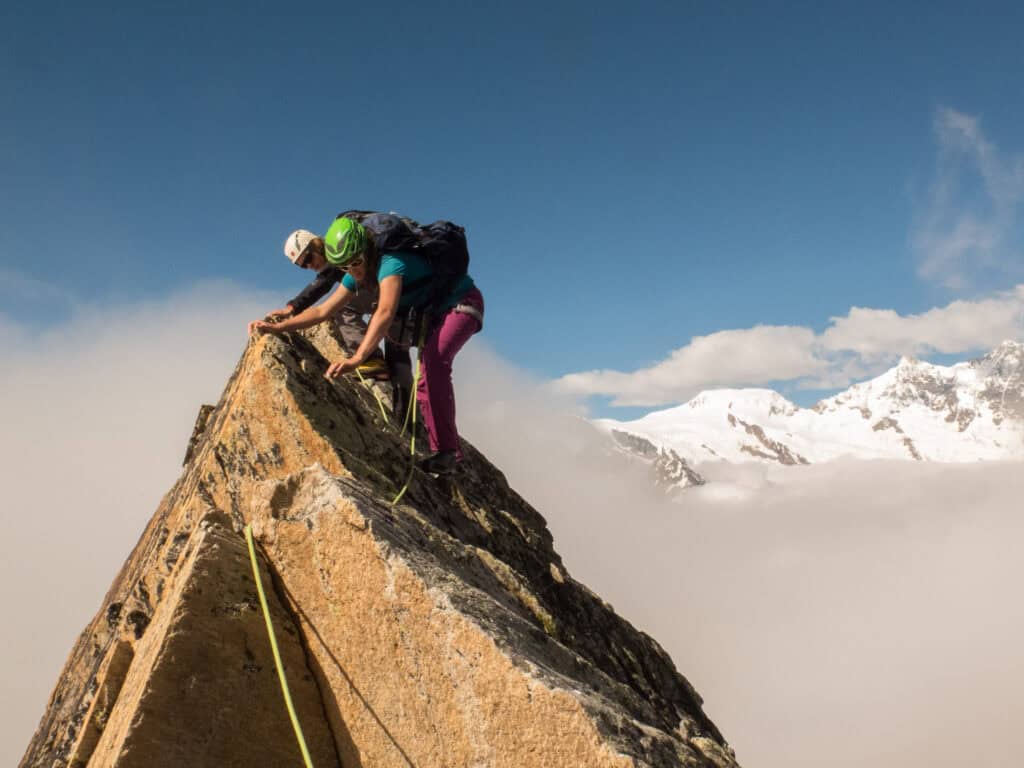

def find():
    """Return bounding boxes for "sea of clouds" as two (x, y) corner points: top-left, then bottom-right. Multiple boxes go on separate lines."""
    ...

(461, 343), (1024, 768)
(3, 284), (1022, 768)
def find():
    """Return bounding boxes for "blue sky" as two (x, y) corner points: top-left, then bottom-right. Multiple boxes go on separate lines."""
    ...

(4, 7), (1024, 762)
(3, 1), (1024, 415)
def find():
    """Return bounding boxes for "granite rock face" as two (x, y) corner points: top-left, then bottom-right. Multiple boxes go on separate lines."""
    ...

(20, 324), (738, 768)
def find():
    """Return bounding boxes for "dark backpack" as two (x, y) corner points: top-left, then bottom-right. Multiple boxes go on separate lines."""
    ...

(335, 208), (471, 344)
(336, 210), (471, 340)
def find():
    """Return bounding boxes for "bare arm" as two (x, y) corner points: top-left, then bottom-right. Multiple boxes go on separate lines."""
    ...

(259, 268), (345, 324)
(266, 304), (295, 320)
(325, 275), (402, 378)
(351, 275), (401, 363)
(286, 267), (344, 314)
(248, 282), (355, 336)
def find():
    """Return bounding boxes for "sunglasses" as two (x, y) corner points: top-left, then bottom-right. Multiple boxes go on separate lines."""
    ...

(341, 257), (364, 272)
(296, 247), (314, 268)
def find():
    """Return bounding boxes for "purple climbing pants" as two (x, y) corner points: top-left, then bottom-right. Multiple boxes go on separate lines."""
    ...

(417, 287), (484, 459)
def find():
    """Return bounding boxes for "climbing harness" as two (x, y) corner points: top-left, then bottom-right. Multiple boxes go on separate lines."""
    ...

(244, 524), (316, 768)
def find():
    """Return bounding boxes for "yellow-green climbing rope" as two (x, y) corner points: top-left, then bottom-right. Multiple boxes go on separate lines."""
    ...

(354, 367), (390, 423)
(336, 330), (429, 507)
(244, 524), (316, 768)
(350, 357), (420, 506)
(390, 353), (422, 507)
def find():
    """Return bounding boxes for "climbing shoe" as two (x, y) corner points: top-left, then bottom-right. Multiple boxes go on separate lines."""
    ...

(418, 450), (457, 476)
(356, 358), (390, 381)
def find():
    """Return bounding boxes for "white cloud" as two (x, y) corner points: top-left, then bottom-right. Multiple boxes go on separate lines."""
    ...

(556, 325), (824, 406)
(914, 108), (1024, 290)
(0, 280), (275, 767)
(820, 284), (1024, 361)
(459, 355), (1024, 768)
(0, 266), (76, 303)
(4, 283), (1024, 768)
(548, 459), (1024, 768)
(556, 285), (1024, 406)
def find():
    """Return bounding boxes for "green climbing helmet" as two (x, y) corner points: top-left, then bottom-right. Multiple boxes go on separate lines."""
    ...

(323, 217), (369, 266)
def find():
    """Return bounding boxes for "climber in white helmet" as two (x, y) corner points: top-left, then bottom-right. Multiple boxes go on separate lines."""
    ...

(251, 228), (413, 418)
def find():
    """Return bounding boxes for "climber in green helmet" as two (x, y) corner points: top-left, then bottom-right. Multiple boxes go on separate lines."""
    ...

(250, 216), (484, 477)
(323, 217), (369, 265)
(250, 224), (412, 414)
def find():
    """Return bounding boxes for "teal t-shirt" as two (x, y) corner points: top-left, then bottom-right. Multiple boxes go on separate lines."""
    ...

(341, 252), (474, 311)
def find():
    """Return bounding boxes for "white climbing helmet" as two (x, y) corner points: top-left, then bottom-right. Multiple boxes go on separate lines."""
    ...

(283, 229), (317, 264)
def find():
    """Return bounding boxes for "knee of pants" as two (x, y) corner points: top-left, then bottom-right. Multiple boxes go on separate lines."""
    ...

(421, 349), (453, 376)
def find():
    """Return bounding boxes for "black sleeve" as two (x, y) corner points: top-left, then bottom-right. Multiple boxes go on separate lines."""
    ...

(287, 267), (344, 313)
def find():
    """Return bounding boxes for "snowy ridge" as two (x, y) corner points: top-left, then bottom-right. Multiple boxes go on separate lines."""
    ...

(597, 341), (1024, 467)
(606, 429), (706, 492)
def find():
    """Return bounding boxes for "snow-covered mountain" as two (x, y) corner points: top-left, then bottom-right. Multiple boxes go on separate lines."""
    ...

(598, 341), (1024, 477)
(606, 428), (707, 493)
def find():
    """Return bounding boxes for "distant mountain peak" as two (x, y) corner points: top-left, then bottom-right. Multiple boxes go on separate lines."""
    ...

(598, 341), (1024, 473)
(990, 339), (1024, 355)
(975, 339), (1024, 375)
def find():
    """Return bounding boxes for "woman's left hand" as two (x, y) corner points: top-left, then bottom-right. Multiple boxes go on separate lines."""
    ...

(325, 357), (360, 379)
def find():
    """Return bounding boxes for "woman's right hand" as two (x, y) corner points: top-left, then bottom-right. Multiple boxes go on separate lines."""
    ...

(248, 319), (279, 337)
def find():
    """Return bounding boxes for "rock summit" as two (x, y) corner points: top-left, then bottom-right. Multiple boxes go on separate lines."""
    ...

(20, 324), (738, 768)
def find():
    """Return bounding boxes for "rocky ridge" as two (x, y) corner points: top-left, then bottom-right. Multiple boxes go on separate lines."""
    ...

(20, 323), (737, 768)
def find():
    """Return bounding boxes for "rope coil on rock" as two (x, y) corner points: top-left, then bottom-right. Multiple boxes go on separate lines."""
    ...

(332, 324), (431, 506)
(349, 356), (421, 507)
